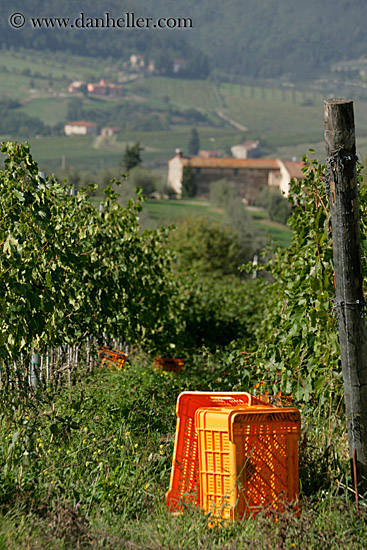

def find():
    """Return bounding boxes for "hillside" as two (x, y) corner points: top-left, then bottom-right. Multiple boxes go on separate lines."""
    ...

(2, 0), (367, 79)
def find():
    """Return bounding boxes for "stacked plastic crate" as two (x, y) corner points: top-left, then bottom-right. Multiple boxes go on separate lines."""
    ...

(99, 347), (128, 369)
(166, 391), (301, 522)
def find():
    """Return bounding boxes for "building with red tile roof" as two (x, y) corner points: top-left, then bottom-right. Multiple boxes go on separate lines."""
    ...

(167, 150), (303, 199)
(64, 121), (98, 136)
(87, 79), (123, 97)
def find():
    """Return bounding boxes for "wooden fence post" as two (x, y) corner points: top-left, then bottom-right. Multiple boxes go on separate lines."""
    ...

(324, 98), (367, 496)
(30, 352), (40, 389)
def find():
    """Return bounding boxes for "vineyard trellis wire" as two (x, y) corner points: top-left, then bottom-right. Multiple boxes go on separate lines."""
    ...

(0, 337), (129, 394)
(0, 141), (178, 391)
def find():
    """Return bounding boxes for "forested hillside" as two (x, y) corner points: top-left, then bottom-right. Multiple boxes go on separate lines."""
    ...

(2, 0), (367, 79)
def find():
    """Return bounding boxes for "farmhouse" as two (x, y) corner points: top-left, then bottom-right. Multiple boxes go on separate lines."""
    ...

(68, 80), (85, 93)
(167, 150), (303, 200)
(130, 54), (145, 70)
(101, 126), (121, 138)
(231, 140), (261, 159)
(173, 59), (187, 74)
(87, 79), (123, 97)
(64, 121), (98, 136)
(268, 160), (304, 196)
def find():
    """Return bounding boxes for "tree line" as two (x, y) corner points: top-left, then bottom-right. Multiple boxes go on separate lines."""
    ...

(1, 0), (366, 79)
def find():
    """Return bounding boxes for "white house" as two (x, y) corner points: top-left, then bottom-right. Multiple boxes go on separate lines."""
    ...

(64, 121), (98, 136)
(101, 126), (121, 138)
(268, 161), (304, 197)
(231, 140), (260, 159)
(68, 80), (85, 93)
(130, 54), (145, 70)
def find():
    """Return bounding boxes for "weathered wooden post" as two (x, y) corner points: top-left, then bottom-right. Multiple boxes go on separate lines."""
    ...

(324, 98), (367, 496)
(30, 351), (40, 389)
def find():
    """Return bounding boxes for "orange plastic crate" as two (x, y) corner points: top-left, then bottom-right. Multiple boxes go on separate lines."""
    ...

(165, 392), (265, 513)
(154, 357), (184, 374)
(195, 406), (301, 522)
(99, 347), (128, 369)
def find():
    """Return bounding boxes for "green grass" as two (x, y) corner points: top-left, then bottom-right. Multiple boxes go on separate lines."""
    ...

(247, 206), (292, 247)
(254, 219), (292, 247)
(144, 199), (224, 224)
(0, 49), (106, 81)
(127, 77), (224, 110)
(5, 128), (245, 172)
(271, 135), (367, 165)
(117, 126), (243, 153)
(21, 96), (121, 127)
(222, 96), (322, 144)
(0, 352), (366, 549)
(83, 96), (121, 112)
(25, 136), (122, 172)
(219, 81), (325, 106)
(143, 199), (292, 247)
(0, 71), (46, 100)
(21, 97), (69, 125)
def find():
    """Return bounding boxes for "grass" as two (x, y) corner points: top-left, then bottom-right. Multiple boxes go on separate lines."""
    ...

(272, 135), (367, 165)
(0, 49), (106, 82)
(144, 199), (224, 224)
(24, 136), (122, 172)
(143, 199), (292, 247)
(127, 77), (224, 111)
(247, 206), (292, 247)
(21, 97), (69, 126)
(17, 128), (244, 172)
(253, 219), (292, 247)
(116, 126), (244, 155)
(219, 81), (325, 106)
(221, 96), (322, 145)
(0, 71), (45, 100)
(89, 196), (291, 248)
(0, 352), (365, 549)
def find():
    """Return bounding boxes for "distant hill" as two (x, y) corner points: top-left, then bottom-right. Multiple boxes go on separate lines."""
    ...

(2, 0), (367, 79)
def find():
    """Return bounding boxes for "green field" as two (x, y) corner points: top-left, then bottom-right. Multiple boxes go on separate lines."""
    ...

(27, 136), (122, 172)
(219, 81), (325, 105)
(144, 199), (223, 223)
(21, 127), (245, 172)
(222, 96), (322, 145)
(21, 97), (69, 125)
(2, 49), (367, 171)
(0, 49), (105, 82)
(23, 96), (121, 126)
(128, 77), (224, 111)
(143, 199), (292, 246)
(0, 71), (45, 100)
(115, 126), (244, 159)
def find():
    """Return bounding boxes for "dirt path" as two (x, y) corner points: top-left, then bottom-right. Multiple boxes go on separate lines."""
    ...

(215, 110), (248, 131)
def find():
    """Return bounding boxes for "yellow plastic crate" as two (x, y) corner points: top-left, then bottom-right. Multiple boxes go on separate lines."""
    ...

(165, 391), (265, 513)
(195, 406), (301, 521)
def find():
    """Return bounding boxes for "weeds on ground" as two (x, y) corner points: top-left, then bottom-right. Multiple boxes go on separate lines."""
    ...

(0, 351), (365, 549)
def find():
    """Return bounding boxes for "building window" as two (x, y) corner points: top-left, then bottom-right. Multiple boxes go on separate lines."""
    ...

(196, 168), (201, 175)
(233, 168), (238, 176)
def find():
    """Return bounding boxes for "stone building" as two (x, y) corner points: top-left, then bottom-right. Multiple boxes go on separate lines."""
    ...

(167, 150), (303, 200)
